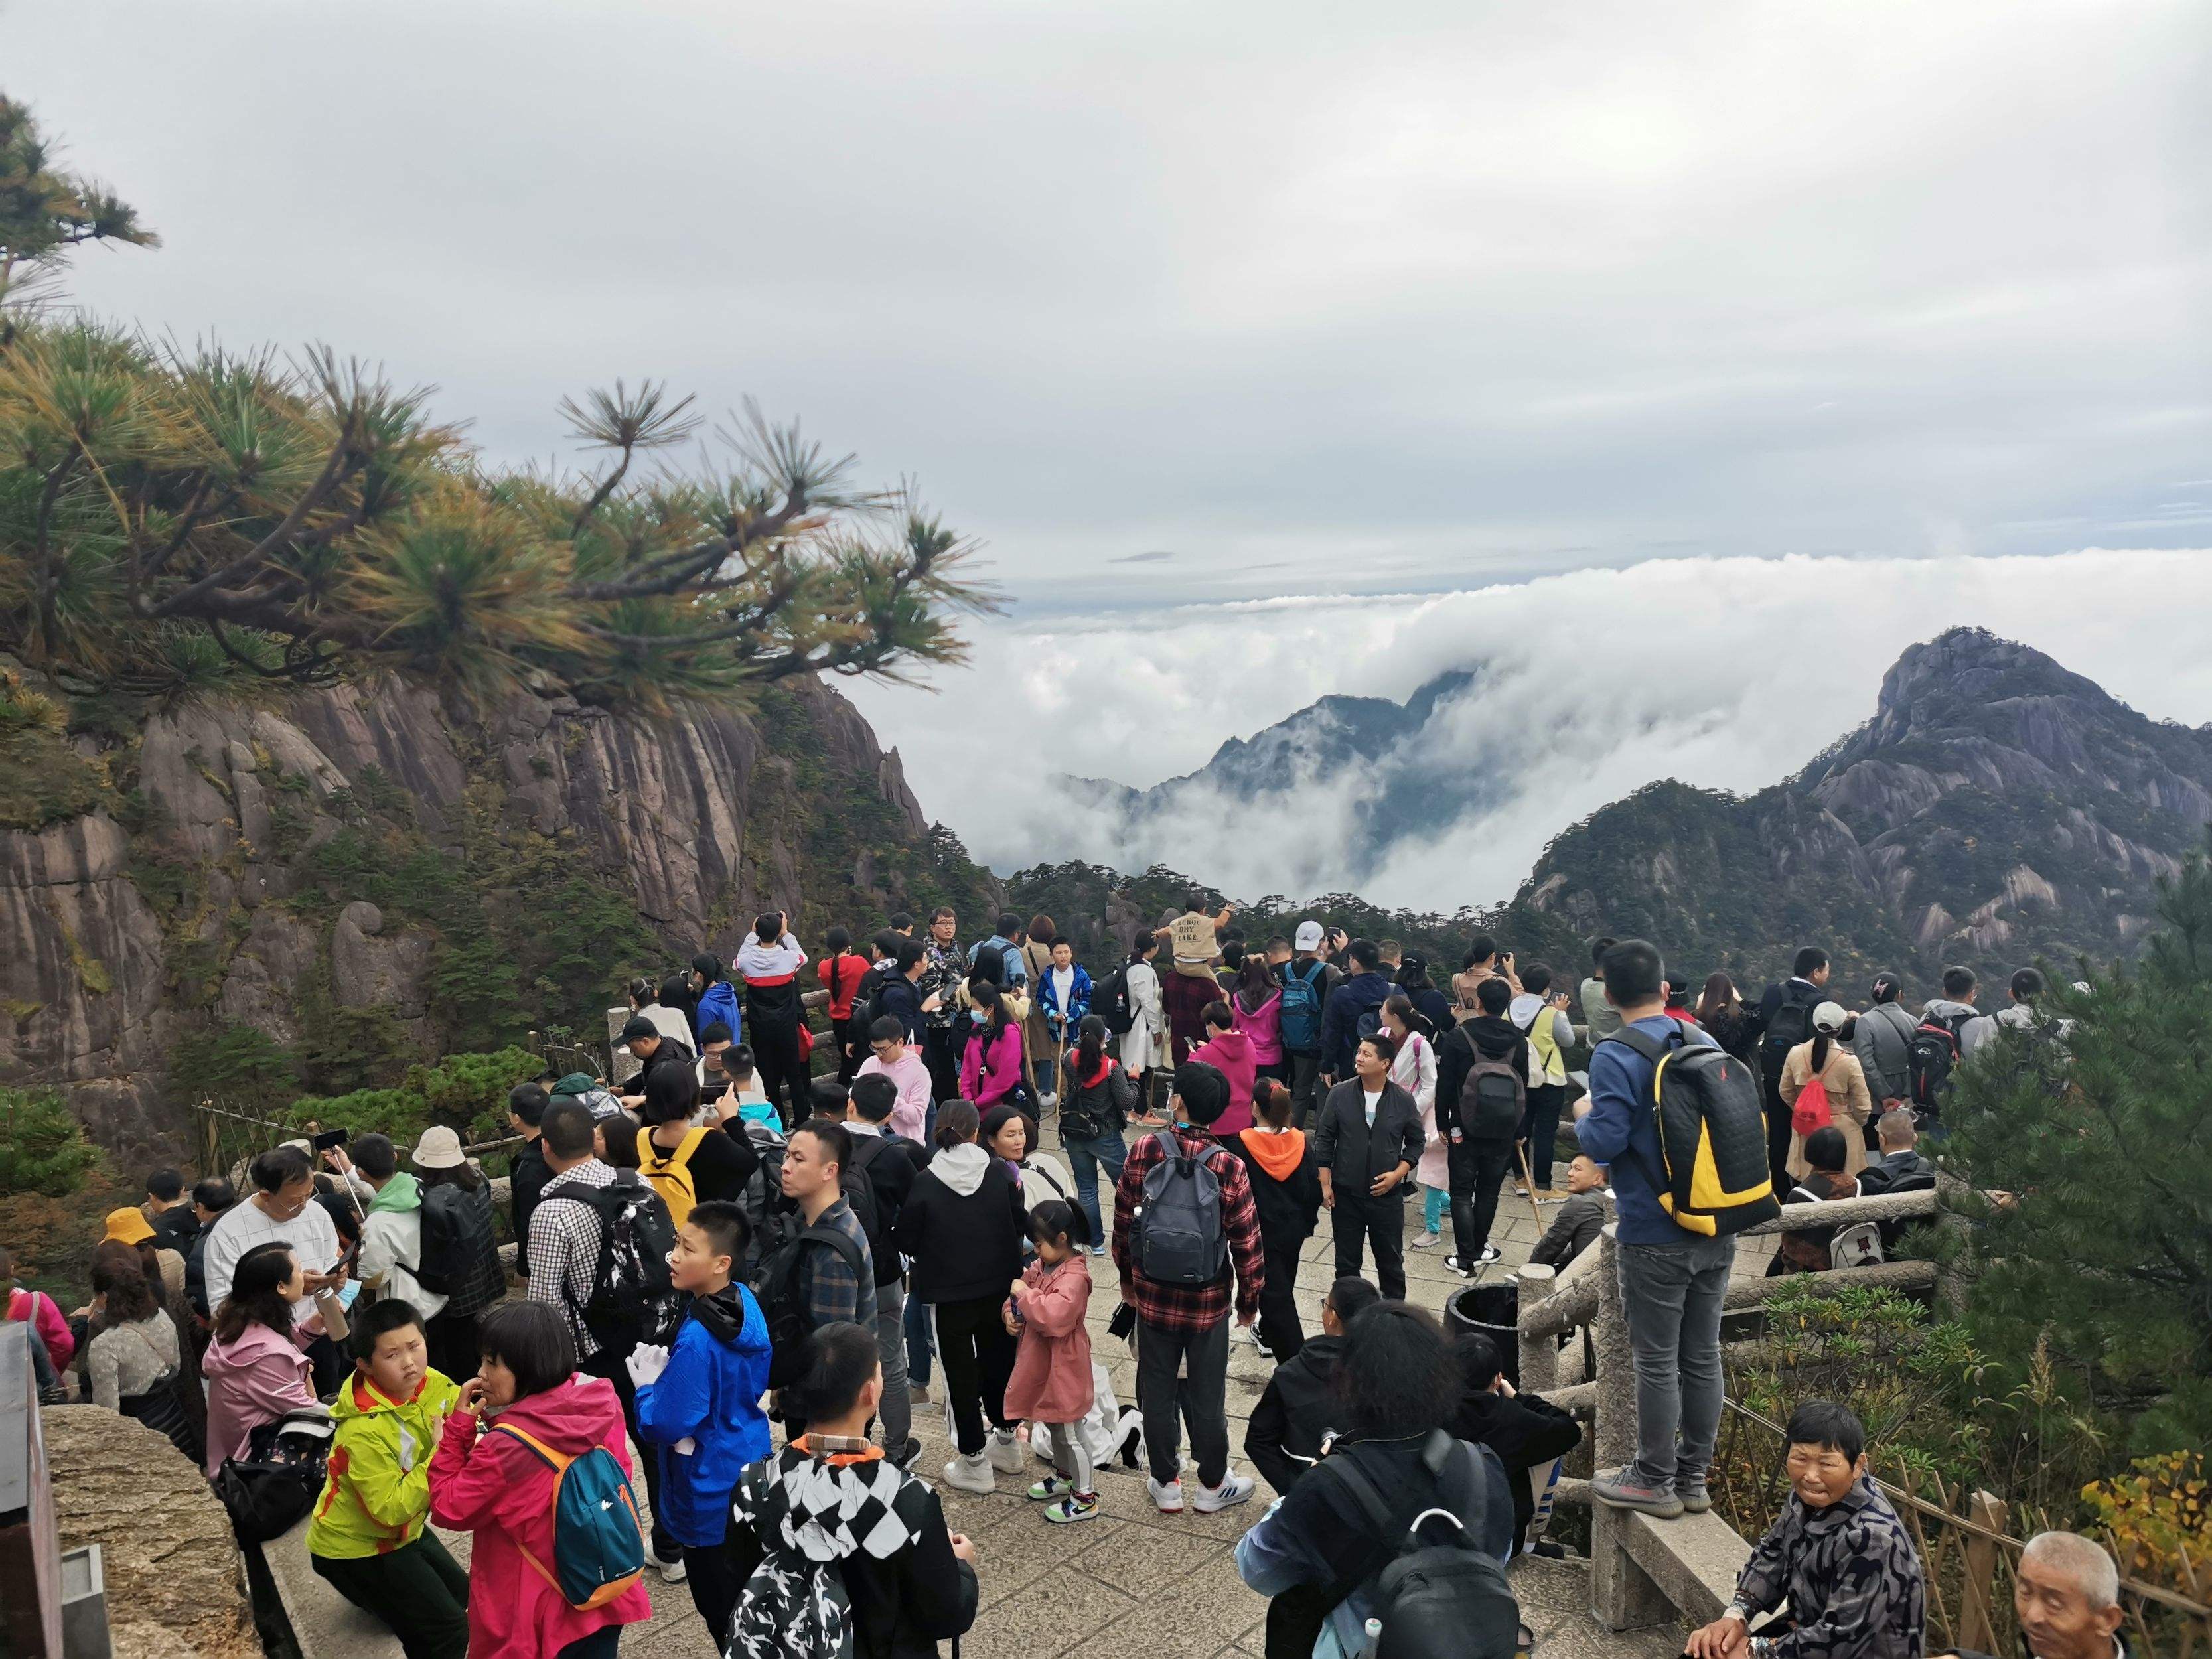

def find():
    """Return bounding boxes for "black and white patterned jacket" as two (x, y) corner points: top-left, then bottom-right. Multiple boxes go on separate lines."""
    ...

(1733, 1477), (1927, 1659)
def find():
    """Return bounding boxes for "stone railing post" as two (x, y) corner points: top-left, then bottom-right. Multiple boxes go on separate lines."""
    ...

(1589, 1222), (1673, 1629)
(1515, 1263), (1558, 1393)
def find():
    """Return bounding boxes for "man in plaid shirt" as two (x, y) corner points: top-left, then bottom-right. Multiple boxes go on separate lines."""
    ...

(524, 1098), (682, 1574)
(1112, 1060), (1266, 1515)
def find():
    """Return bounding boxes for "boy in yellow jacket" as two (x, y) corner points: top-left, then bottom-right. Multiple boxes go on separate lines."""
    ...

(307, 1299), (467, 1659)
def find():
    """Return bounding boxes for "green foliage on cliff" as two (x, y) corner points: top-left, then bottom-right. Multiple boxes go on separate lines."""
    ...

(0, 1087), (103, 1196)
(0, 674), (111, 830)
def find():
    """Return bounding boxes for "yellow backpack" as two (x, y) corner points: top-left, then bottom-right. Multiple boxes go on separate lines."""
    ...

(636, 1125), (709, 1228)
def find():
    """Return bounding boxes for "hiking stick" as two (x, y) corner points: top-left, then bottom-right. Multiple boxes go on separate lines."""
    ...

(1515, 1139), (1546, 1234)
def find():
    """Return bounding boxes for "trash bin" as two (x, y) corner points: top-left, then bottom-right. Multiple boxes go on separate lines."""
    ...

(1445, 1283), (1520, 1388)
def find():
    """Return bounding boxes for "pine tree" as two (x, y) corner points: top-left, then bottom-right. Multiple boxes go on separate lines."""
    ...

(0, 94), (992, 712)
(1937, 833), (2212, 1452)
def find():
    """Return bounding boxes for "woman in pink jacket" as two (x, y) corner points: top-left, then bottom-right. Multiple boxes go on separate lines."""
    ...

(959, 982), (1027, 1107)
(1230, 957), (1286, 1084)
(199, 1242), (319, 1477)
(1, 1246), (76, 1379)
(1003, 1200), (1097, 1525)
(429, 1300), (651, 1658)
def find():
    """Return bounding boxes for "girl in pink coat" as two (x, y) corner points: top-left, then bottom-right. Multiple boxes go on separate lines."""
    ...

(429, 1300), (651, 1659)
(1003, 1200), (1096, 1526)
(199, 1242), (319, 1477)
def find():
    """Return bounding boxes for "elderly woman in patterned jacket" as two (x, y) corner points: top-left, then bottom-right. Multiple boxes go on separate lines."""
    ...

(1685, 1400), (1926, 1659)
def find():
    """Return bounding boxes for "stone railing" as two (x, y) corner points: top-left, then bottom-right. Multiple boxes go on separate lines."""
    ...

(1514, 1185), (1947, 1631)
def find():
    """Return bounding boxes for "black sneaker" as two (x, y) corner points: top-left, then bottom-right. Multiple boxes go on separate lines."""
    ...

(1445, 1254), (1476, 1278)
(890, 1436), (923, 1471)
(1479, 1244), (1503, 1263)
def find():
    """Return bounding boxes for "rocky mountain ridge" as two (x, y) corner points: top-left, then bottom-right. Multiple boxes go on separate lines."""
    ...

(1503, 627), (2212, 981)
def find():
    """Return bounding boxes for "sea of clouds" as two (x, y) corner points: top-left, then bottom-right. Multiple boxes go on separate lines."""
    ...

(848, 549), (2212, 912)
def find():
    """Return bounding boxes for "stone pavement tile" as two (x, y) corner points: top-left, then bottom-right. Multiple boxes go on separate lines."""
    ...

(623, 1608), (712, 1658)
(1077, 1549), (1268, 1659)
(961, 1563), (1135, 1659)
(979, 1517), (1127, 1608)
(1075, 1516), (1234, 1598)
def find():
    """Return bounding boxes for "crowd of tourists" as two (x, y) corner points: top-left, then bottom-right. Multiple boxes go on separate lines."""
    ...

(1, 898), (2113, 1659)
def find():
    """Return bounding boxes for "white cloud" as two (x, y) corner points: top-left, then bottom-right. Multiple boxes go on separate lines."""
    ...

(849, 550), (2212, 908)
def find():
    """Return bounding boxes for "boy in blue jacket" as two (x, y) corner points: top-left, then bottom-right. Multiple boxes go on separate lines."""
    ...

(628, 1199), (773, 1640)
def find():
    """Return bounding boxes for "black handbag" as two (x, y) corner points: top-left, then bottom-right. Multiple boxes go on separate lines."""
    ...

(212, 1409), (335, 1543)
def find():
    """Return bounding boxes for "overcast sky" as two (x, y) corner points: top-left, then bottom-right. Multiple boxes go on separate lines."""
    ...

(13, 1), (2211, 901)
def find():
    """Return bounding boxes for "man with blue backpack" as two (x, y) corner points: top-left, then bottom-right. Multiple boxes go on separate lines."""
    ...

(1111, 1060), (1268, 1517)
(1278, 921), (1342, 1129)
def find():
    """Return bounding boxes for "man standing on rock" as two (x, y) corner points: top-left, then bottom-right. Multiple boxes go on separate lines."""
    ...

(738, 911), (810, 1128)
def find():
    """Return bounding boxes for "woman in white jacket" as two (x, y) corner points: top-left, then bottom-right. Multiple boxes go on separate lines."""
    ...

(1116, 935), (1167, 1125)
(1382, 995), (1447, 1248)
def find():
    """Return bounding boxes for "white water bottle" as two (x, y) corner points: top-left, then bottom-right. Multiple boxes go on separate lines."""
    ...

(1362, 1616), (1384, 1658)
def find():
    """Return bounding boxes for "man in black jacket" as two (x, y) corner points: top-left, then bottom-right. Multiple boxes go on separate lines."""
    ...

(1317, 938), (1392, 1085)
(871, 937), (934, 1045)
(838, 1074), (924, 1469)
(1244, 1277), (1382, 1493)
(1312, 1034), (1426, 1299)
(1435, 975), (1533, 1275)
(1450, 1330), (1583, 1550)
(1757, 946), (1832, 1183)
(506, 1082), (553, 1281)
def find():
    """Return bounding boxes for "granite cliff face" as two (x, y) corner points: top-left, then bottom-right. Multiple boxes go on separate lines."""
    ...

(1, 667), (986, 1157)
(1507, 628), (2212, 981)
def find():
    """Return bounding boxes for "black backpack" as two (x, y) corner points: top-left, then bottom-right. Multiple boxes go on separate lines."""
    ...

(1605, 1027), (1779, 1237)
(1459, 1048), (1526, 1141)
(1096, 964), (1136, 1035)
(1315, 1431), (1522, 1659)
(1906, 1013), (1970, 1112)
(1762, 985), (1820, 1062)
(212, 1409), (336, 1544)
(554, 1173), (682, 1354)
(838, 1151), (891, 1274)
(415, 1180), (504, 1317)
(752, 1223), (869, 1389)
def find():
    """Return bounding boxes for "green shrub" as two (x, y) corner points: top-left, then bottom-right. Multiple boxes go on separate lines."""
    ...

(288, 1045), (540, 1149)
(0, 1089), (103, 1196)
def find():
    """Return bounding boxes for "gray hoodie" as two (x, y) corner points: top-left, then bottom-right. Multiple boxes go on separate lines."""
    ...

(1919, 997), (1984, 1060)
(926, 1141), (991, 1198)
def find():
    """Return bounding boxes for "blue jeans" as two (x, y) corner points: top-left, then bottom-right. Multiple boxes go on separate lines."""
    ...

(1063, 1129), (1129, 1247)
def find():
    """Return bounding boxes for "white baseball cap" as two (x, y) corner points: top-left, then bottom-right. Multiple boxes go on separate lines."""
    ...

(1294, 920), (1325, 952)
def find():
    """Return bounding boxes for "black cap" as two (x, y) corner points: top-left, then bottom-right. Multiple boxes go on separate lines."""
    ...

(621, 1016), (658, 1042)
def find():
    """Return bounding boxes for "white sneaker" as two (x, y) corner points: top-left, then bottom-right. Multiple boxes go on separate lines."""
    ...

(1147, 1476), (1185, 1513)
(656, 1552), (688, 1583)
(1410, 1230), (1442, 1250)
(1229, 1322), (1262, 1348)
(1194, 1472), (1256, 1512)
(1039, 1092), (1059, 1109)
(986, 1426), (1025, 1473)
(942, 1451), (995, 1494)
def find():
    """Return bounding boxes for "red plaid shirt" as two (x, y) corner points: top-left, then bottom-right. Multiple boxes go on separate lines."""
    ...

(1112, 1125), (1266, 1332)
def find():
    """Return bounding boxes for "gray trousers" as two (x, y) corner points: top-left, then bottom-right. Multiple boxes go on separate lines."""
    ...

(873, 1275), (913, 1453)
(1616, 1233), (1735, 1493)
(1136, 1314), (1229, 1489)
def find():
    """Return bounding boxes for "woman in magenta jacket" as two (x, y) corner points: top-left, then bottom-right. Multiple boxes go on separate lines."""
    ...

(429, 1301), (652, 1659)
(958, 981), (1027, 1107)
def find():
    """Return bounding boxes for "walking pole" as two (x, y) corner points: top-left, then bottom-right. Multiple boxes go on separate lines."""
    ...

(1514, 1140), (1546, 1235)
